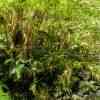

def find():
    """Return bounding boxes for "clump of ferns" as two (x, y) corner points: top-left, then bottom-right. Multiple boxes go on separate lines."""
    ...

(0, 8), (20, 48)
(0, 4), (34, 59)
(0, 10), (12, 48)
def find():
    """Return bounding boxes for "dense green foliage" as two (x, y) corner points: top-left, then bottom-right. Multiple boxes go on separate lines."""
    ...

(0, 0), (100, 100)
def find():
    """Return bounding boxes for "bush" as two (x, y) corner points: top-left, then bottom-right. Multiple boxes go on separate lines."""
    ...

(0, 0), (100, 100)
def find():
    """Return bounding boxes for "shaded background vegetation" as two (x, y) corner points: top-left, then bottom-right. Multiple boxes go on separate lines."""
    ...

(0, 0), (100, 100)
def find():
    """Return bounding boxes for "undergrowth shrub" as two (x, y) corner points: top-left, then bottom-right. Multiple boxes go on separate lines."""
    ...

(0, 0), (100, 100)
